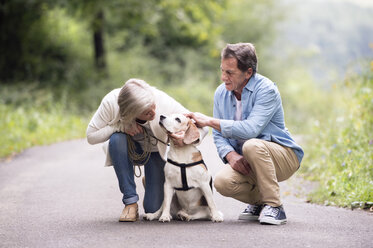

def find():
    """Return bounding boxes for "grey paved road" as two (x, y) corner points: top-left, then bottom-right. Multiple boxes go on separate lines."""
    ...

(0, 136), (372, 248)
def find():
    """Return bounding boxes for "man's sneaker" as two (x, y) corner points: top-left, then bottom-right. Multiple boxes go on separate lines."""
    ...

(238, 204), (263, 221)
(259, 205), (287, 225)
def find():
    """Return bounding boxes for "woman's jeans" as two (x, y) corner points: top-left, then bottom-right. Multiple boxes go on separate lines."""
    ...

(109, 132), (165, 213)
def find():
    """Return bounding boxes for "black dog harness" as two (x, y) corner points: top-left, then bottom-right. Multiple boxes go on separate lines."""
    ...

(167, 158), (212, 191)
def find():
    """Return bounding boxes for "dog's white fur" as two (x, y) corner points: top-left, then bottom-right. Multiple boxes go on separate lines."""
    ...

(143, 114), (223, 222)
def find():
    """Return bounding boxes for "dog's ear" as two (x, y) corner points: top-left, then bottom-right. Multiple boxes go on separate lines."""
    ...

(183, 119), (200, 145)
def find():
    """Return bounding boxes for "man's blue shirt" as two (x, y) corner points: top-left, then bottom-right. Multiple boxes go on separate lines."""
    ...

(212, 73), (304, 165)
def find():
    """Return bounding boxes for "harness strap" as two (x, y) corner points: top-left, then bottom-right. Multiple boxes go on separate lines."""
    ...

(179, 167), (189, 191)
(167, 158), (206, 168)
(167, 158), (206, 191)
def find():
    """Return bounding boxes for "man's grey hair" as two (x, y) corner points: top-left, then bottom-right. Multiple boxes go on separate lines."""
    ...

(221, 43), (258, 74)
(118, 78), (155, 125)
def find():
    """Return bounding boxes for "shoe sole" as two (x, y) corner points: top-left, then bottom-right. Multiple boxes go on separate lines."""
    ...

(259, 217), (287, 225)
(238, 215), (259, 221)
(119, 218), (139, 222)
(119, 214), (139, 222)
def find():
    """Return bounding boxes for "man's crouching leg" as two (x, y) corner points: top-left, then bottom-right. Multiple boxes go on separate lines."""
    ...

(214, 164), (261, 205)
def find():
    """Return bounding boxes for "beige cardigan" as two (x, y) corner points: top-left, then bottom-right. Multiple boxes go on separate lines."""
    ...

(86, 87), (208, 166)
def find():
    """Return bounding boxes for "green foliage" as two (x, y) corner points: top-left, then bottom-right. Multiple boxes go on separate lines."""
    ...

(0, 84), (87, 159)
(218, 0), (284, 78)
(106, 0), (225, 55)
(278, 67), (336, 135)
(0, 2), (92, 83)
(300, 68), (373, 207)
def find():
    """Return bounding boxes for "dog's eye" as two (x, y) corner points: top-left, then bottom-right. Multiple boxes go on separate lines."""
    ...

(175, 117), (181, 123)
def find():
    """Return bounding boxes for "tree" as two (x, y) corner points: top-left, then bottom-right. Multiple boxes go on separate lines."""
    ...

(0, 1), (46, 81)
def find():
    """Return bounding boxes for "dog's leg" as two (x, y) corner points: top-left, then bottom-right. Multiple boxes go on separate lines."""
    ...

(176, 209), (191, 221)
(178, 206), (211, 221)
(159, 181), (174, 222)
(143, 206), (163, 221)
(199, 183), (224, 222)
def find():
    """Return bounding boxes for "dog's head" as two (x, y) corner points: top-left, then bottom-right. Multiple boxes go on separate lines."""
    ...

(159, 114), (200, 145)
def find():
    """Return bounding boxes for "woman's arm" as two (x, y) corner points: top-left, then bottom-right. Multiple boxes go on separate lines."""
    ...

(86, 91), (121, 145)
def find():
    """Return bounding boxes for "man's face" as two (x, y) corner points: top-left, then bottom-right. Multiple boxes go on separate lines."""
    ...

(220, 57), (252, 93)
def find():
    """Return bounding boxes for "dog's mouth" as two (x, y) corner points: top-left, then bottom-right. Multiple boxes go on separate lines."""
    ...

(159, 121), (173, 135)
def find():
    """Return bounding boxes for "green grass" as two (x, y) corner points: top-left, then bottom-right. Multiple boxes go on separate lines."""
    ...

(0, 85), (88, 159)
(300, 69), (373, 208)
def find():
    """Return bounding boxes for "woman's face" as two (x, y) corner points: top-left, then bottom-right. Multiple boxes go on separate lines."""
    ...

(137, 104), (156, 121)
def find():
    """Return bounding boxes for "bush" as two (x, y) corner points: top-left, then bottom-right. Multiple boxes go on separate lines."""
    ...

(0, 84), (88, 159)
(300, 68), (373, 208)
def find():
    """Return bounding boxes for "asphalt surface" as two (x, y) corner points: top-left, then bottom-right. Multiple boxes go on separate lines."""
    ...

(0, 136), (372, 248)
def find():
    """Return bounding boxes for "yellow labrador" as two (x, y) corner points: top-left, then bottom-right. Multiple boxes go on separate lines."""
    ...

(143, 114), (223, 222)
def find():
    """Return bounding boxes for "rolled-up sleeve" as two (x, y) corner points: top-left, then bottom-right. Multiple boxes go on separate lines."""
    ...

(212, 89), (235, 162)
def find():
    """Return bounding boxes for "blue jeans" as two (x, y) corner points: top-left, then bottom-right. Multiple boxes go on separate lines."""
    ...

(109, 132), (165, 213)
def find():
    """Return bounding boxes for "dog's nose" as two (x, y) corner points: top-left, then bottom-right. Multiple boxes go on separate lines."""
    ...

(160, 115), (166, 121)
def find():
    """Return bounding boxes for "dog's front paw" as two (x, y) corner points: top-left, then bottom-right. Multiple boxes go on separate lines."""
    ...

(159, 214), (172, 222)
(143, 213), (156, 221)
(177, 210), (191, 221)
(211, 211), (224, 222)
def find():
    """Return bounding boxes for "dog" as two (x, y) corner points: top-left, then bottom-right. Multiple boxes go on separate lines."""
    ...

(143, 114), (223, 222)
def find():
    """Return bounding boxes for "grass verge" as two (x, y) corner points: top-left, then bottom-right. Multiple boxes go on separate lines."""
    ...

(0, 85), (88, 160)
(300, 70), (373, 209)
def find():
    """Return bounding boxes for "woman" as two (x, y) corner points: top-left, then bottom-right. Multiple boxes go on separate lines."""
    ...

(87, 78), (208, 222)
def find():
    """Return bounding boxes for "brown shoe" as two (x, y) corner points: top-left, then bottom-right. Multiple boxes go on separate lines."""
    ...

(119, 203), (139, 222)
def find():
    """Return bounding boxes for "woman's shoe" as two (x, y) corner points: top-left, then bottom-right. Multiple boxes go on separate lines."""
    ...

(119, 203), (139, 222)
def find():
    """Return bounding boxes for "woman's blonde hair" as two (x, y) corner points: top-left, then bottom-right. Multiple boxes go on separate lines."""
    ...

(118, 78), (155, 125)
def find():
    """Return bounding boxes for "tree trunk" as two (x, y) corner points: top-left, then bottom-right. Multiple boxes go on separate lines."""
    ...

(93, 10), (106, 71)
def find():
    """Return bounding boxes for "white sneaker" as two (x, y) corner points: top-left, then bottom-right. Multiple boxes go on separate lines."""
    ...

(259, 205), (287, 225)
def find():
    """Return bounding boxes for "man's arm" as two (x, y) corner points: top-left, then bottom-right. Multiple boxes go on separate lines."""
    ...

(220, 87), (280, 140)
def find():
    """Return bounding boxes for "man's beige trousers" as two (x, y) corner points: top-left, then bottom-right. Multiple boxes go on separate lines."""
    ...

(214, 138), (299, 207)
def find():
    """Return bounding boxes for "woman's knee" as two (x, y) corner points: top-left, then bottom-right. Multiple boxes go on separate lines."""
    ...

(109, 132), (128, 154)
(143, 185), (163, 213)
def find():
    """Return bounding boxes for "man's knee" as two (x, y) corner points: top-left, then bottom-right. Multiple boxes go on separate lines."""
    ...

(242, 139), (268, 162)
(214, 172), (237, 197)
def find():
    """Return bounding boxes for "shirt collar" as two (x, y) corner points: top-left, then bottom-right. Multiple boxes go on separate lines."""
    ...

(228, 73), (257, 99)
(245, 73), (256, 92)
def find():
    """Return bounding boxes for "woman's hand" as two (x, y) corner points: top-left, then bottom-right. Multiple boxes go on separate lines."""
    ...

(225, 151), (251, 175)
(124, 123), (143, 136)
(169, 132), (185, 147)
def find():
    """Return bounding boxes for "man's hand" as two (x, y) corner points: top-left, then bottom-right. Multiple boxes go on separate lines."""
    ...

(185, 112), (221, 131)
(185, 112), (210, 127)
(225, 151), (251, 175)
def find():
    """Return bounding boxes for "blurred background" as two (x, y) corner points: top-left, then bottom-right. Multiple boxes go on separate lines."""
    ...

(1, 0), (372, 208)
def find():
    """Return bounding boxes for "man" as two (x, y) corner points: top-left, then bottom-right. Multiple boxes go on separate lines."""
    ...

(187, 43), (304, 225)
